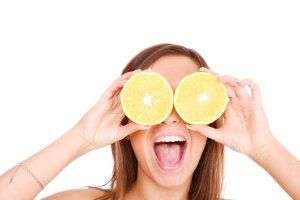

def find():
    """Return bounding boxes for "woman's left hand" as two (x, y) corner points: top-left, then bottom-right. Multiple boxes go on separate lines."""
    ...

(186, 68), (274, 158)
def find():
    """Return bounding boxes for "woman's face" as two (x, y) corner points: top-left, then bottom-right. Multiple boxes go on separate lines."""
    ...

(129, 55), (207, 188)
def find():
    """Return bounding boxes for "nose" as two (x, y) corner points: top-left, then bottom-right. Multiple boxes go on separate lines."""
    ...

(162, 108), (183, 125)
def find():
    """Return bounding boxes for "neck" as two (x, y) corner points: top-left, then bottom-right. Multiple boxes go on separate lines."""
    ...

(125, 166), (191, 200)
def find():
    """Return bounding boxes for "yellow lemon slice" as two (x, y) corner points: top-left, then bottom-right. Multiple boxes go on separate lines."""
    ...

(174, 72), (229, 125)
(120, 71), (174, 125)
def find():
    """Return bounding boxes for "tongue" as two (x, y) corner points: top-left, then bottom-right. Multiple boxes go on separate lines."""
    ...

(154, 143), (182, 167)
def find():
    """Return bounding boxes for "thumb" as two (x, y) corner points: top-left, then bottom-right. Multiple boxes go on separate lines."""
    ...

(118, 122), (150, 139)
(186, 124), (224, 144)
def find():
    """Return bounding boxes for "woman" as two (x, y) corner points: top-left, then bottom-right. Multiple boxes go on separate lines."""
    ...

(0, 43), (299, 200)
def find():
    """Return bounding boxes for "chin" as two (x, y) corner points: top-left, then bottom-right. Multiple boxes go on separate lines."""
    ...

(130, 124), (207, 188)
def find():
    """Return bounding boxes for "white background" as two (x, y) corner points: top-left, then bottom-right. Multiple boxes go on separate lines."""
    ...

(0, 1), (299, 199)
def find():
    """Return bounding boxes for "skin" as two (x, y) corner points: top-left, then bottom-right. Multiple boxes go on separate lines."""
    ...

(125, 56), (207, 200)
(0, 55), (299, 200)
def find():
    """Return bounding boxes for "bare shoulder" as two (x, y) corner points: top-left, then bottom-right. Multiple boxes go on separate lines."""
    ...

(42, 187), (108, 200)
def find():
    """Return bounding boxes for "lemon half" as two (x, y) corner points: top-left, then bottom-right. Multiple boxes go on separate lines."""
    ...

(120, 71), (174, 125)
(174, 72), (229, 125)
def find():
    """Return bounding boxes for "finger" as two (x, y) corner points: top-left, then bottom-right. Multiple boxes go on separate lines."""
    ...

(224, 84), (236, 98)
(120, 69), (142, 79)
(240, 78), (261, 100)
(223, 83), (240, 111)
(111, 98), (123, 113)
(104, 69), (142, 98)
(233, 84), (250, 102)
(218, 75), (250, 103)
(223, 101), (246, 129)
(109, 69), (149, 99)
(118, 122), (150, 139)
(186, 124), (224, 144)
(217, 75), (240, 87)
(86, 69), (144, 120)
(110, 102), (126, 123)
(101, 92), (126, 121)
(223, 101), (236, 120)
(101, 80), (125, 101)
(106, 79), (128, 100)
(199, 67), (218, 76)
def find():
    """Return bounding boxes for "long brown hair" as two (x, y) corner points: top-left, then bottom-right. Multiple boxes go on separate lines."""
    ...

(92, 43), (224, 200)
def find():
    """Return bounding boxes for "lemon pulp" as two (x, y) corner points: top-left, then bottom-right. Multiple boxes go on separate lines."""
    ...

(174, 72), (229, 125)
(120, 71), (173, 125)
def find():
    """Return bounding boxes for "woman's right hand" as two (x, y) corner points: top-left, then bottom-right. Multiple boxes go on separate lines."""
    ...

(73, 68), (150, 152)
(0, 69), (151, 200)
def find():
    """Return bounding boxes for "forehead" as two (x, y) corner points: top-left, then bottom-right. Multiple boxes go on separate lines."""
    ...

(149, 55), (199, 89)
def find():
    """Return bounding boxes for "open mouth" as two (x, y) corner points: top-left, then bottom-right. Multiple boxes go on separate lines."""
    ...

(153, 135), (187, 170)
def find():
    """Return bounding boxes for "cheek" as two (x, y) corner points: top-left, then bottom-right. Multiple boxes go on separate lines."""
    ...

(189, 131), (207, 168)
(129, 131), (148, 166)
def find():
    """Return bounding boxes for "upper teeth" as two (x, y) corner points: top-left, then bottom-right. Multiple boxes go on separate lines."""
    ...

(155, 135), (186, 143)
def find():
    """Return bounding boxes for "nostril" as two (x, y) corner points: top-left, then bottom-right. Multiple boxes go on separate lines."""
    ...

(162, 120), (177, 125)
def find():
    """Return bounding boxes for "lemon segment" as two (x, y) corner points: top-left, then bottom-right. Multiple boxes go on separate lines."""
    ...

(174, 72), (229, 125)
(120, 71), (174, 125)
